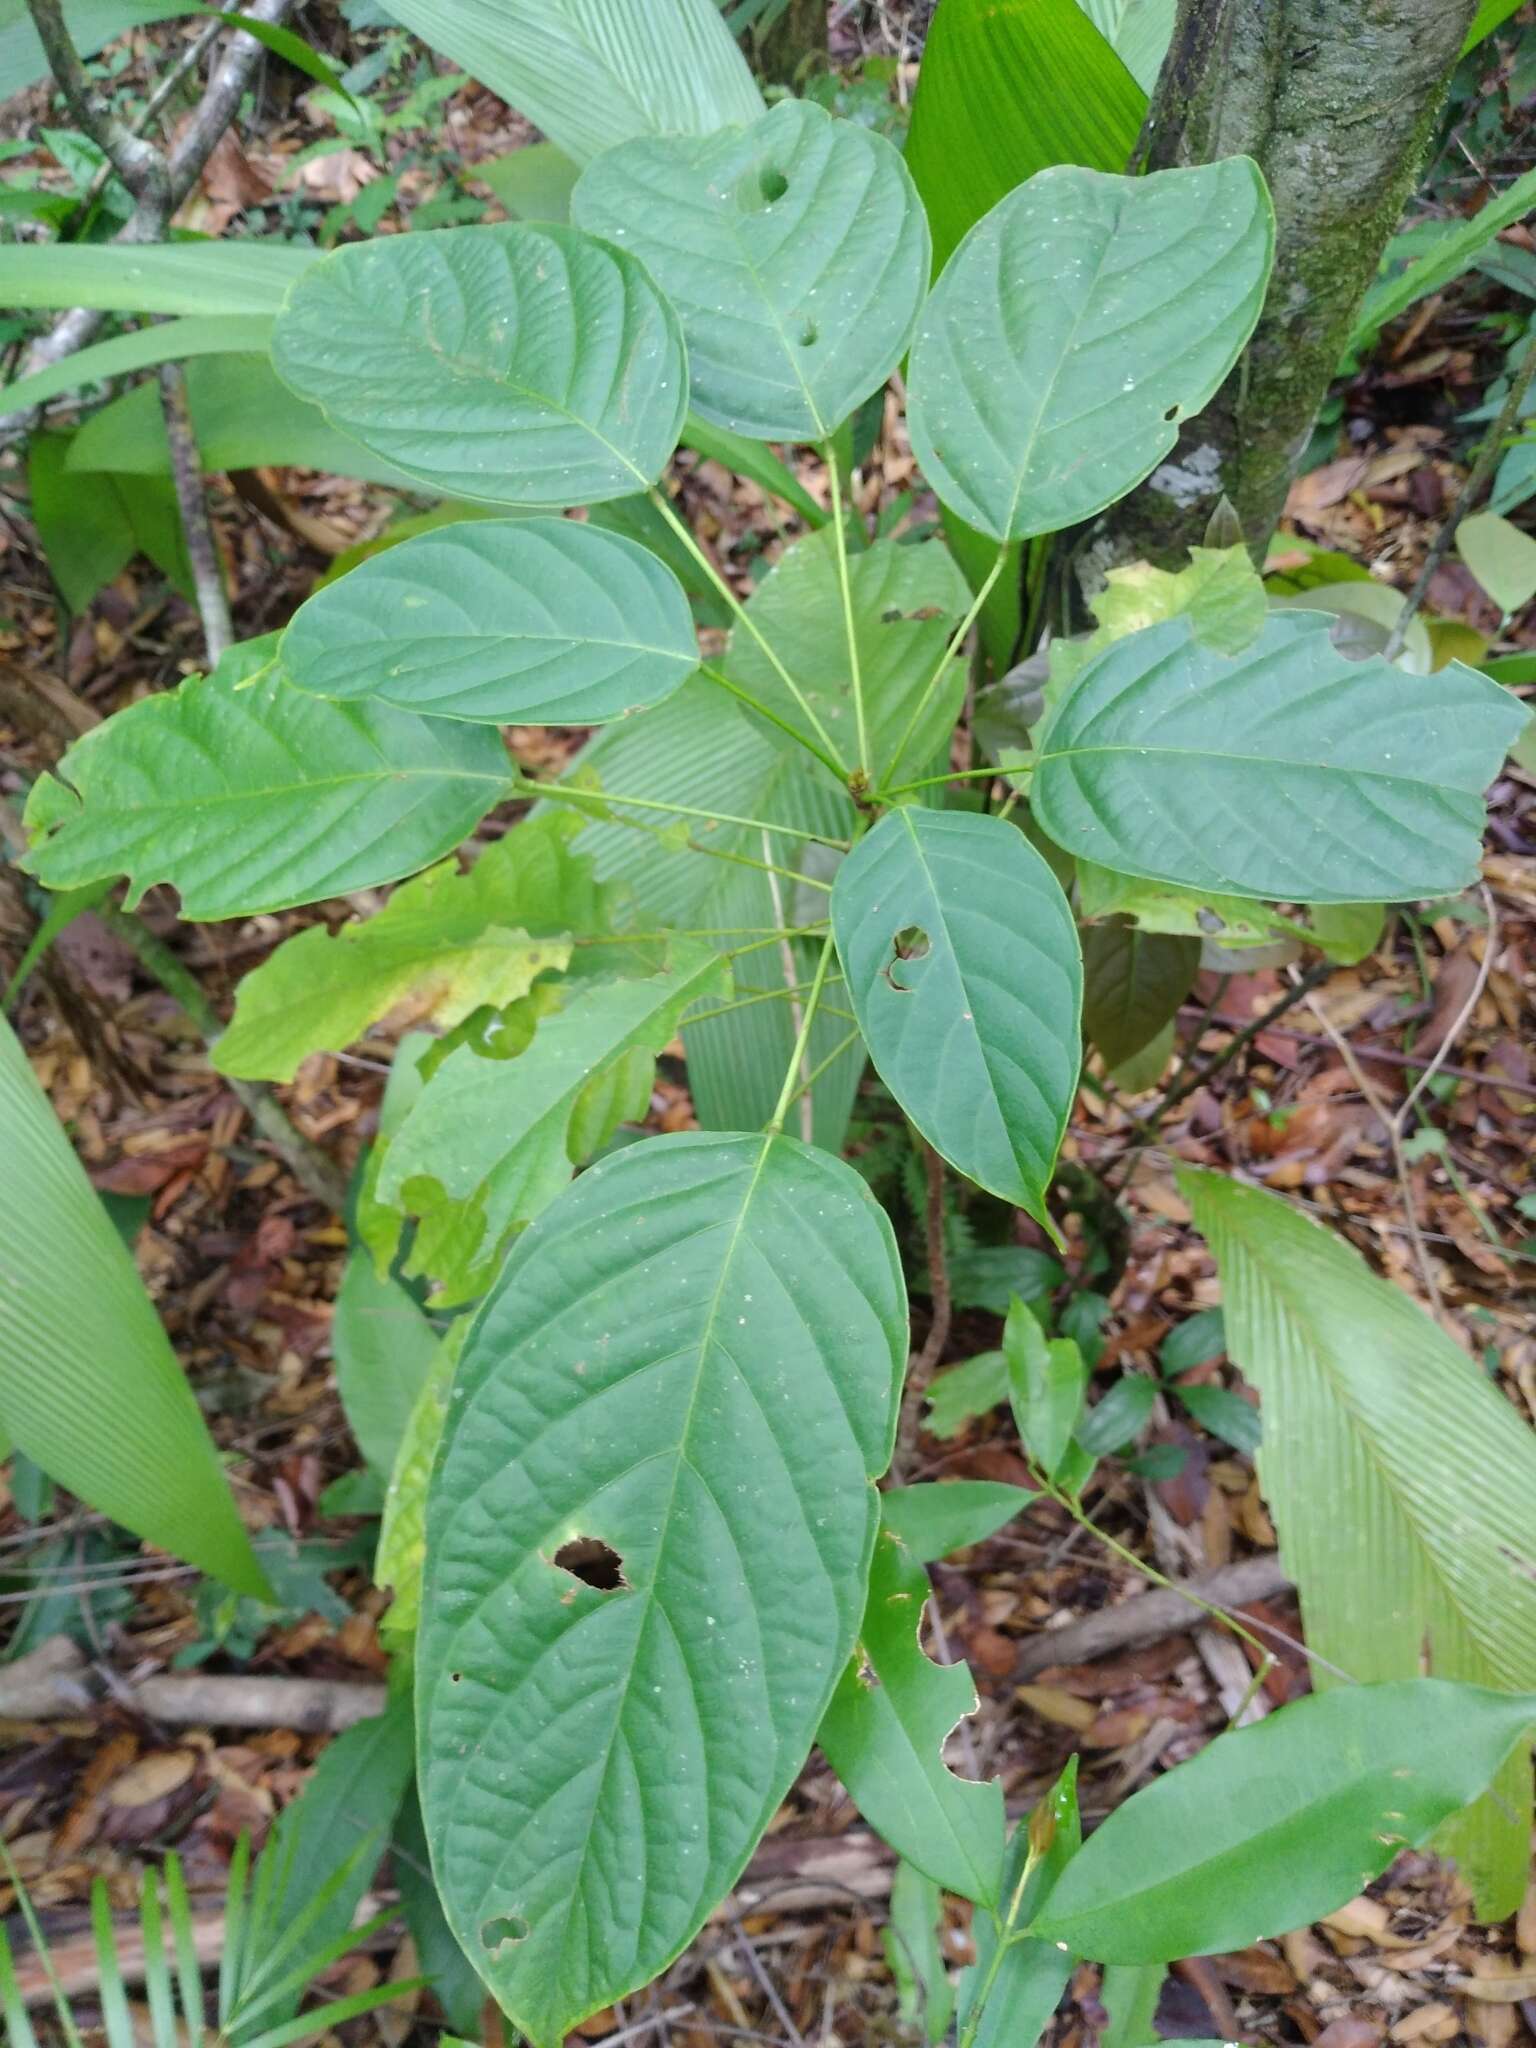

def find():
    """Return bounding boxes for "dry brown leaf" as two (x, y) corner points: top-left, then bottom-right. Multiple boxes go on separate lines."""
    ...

(108, 1750), (197, 1808)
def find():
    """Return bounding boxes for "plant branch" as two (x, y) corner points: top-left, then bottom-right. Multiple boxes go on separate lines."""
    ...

(696, 662), (848, 778)
(159, 358), (232, 662)
(24, 0), (169, 210)
(765, 932), (837, 1134)
(823, 446), (871, 779)
(1383, 343), (1536, 660)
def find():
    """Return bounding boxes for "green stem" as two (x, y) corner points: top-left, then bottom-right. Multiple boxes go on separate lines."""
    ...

(648, 487), (847, 773)
(765, 932), (837, 1134)
(957, 1839), (1047, 2048)
(697, 663), (848, 780)
(520, 778), (830, 893)
(823, 445), (870, 779)
(885, 544), (1008, 783)
(877, 763), (1020, 800)
(777, 1023), (862, 1113)
(511, 773), (847, 849)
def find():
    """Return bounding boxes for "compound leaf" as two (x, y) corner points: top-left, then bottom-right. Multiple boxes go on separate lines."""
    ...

(273, 223), (687, 507)
(1033, 1681), (1536, 1961)
(418, 1130), (905, 2048)
(573, 99), (928, 441)
(1034, 611), (1525, 904)
(832, 807), (1081, 1229)
(279, 518), (698, 726)
(1182, 1168), (1536, 1917)
(22, 638), (508, 920)
(820, 1525), (1006, 1904)
(907, 160), (1273, 540)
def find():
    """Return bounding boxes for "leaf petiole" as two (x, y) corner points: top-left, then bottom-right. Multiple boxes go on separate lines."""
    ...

(885, 542), (1009, 782)
(824, 444), (871, 778)
(765, 932), (839, 1134)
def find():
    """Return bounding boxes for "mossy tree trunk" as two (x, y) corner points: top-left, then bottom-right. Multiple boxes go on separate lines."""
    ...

(753, 0), (827, 84)
(1098, 0), (1479, 570)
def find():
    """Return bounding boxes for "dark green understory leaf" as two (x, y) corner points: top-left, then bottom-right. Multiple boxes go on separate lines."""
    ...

(1075, 1373), (1156, 1455)
(832, 807), (1081, 1229)
(907, 160), (1274, 540)
(418, 1131), (906, 2048)
(924, 1350), (1007, 1439)
(1081, 921), (1200, 1070)
(1032, 1681), (1536, 1962)
(573, 99), (928, 440)
(279, 518), (698, 724)
(1034, 611), (1526, 904)
(273, 223), (687, 506)
(1173, 1381), (1260, 1453)
(820, 1526), (1006, 1903)
(879, 1480), (1036, 1562)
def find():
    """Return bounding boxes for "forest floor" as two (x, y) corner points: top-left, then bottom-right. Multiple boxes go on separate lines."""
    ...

(1, 9), (1535, 2048)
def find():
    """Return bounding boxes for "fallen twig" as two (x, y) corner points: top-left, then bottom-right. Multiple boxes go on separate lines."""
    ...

(0, 1633), (386, 1729)
(1012, 1554), (1293, 1679)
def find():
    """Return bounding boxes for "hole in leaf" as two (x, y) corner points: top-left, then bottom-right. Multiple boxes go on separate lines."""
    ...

(553, 1536), (627, 1591)
(450, 1671), (462, 1683)
(882, 925), (931, 993)
(759, 165), (788, 203)
(1163, 402), (1180, 422)
(799, 320), (818, 347)
(481, 1914), (528, 1951)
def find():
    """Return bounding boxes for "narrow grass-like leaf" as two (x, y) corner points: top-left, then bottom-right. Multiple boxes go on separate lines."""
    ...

(1182, 1168), (1536, 1916)
(907, 160), (1273, 540)
(0, 313), (274, 414)
(574, 100), (928, 440)
(272, 223), (687, 507)
(1035, 611), (1525, 904)
(279, 518), (697, 725)
(23, 637), (508, 920)
(832, 807), (1081, 1228)
(419, 1131), (906, 2048)
(90, 1880), (134, 2048)
(0, 237), (315, 316)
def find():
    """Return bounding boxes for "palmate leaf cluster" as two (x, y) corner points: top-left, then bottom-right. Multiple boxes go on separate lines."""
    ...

(9, 64), (1535, 2048)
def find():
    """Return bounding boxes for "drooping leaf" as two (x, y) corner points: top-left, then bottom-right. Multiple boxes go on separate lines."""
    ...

(832, 807), (1081, 1228)
(272, 223), (687, 507)
(0, 236), (315, 316)
(376, 1326), (464, 1657)
(907, 160), (1273, 541)
(278, 518), (698, 726)
(0, 1014), (270, 1599)
(214, 812), (613, 1081)
(22, 638), (508, 921)
(331, 1249), (443, 1478)
(1034, 611), (1526, 904)
(957, 1761), (1082, 2048)
(721, 527), (973, 782)
(1004, 1300), (1087, 1479)
(880, 1481), (1036, 1563)
(1032, 1681), (1536, 1961)
(418, 1130), (905, 2048)
(820, 1526), (1007, 1903)
(376, 946), (730, 1303)
(884, 1860), (953, 2045)
(573, 99), (928, 441)
(1182, 1168), (1536, 1917)
(1172, 1382), (1260, 1454)
(1081, 921), (1200, 1070)
(29, 430), (191, 613)
(393, 1783), (486, 2038)
(377, 0), (763, 168)
(905, 0), (1146, 275)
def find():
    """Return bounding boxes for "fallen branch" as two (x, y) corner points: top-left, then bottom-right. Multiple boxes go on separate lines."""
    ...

(0, 1634), (385, 1729)
(1013, 1554), (1294, 1679)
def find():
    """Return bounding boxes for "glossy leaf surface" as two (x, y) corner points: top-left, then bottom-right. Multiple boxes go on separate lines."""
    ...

(573, 100), (928, 440)
(1034, 611), (1525, 903)
(273, 223), (687, 506)
(280, 518), (697, 725)
(907, 160), (1273, 539)
(419, 1131), (905, 2048)
(832, 807), (1081, 1227)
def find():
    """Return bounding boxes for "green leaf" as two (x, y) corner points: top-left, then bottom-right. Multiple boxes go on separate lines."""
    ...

(820, 1525), (1006, 1903)
(272, 223), (687, 507)
(905, 0), (1147, 275)
(1075, 862), (1284, 946)
(1081, 921), (1200, 1071)
(832, 807), (1081, 1228)
(1457, 510), (1536, 616)
(1181, 1167), (1536, 1917)
(907, 160), (1273, 541)
(1004, 1300), (1086, 1479)
(215, 811), (609, 1082)
(1172, 1382), (1260, 1454)
(418, 1130), (905, 2048)
(0, 1014), (269, 1599)
(1086, 544), (1268, 659)
(0, 313), (274, 415)
(279, 517), (697, 726)
(958, 1762), (1081, 2048)
(1034, 611), (1525, 904)
(0, 0), (195, 99)
(377, 946), (730, 1304)
(573, 100), (928, 441)
(1159, 1306), (1225, 1374)
(925, 1350), (1007, 1439)
(1100, 1962), (1165, 2048)
(946, 1245), (1063, 1314)
(23, 637), (509, 920)
(29, 429), (191, 613)
(1302, 901), (1386, 967)
(1032, 1681), (1536, 1961)
(0, 236), (316, 316)
(1350, 166), (1536, 354)
(478, 140), (581, 223)
(376, 0), (763, 169)
(1075, 1373), (1155, 1455)
(884, 1860), (953, 2045)
(722, 528), (974, 784)
(376, 1327), (463, 1657)
(880, 1481), (1035, 1563)
(680, 414), (829, 528)
(1462, 0), (1525, 49)
(331, 1249), (442, 1478)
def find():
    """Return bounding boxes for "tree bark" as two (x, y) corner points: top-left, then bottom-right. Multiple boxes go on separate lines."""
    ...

(1097, 0), (1479, 570)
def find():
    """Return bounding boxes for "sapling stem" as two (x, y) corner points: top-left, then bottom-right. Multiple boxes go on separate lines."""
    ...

(765, 933), (838, 1135)
(697, 663), (848, 779)
(775, 1026), (862, 1119)
(647, 488), (848, 773)
(823, 446), (871, 778)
